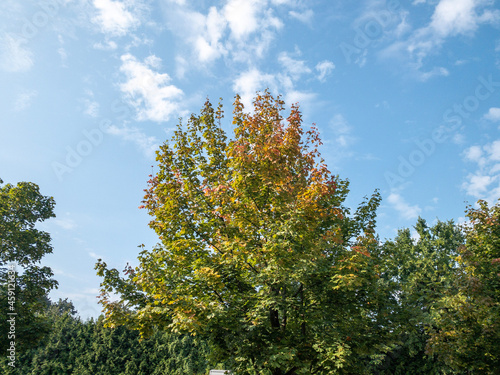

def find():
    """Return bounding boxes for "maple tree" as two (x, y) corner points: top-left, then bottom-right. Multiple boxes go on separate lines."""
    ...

(96, 92), (389, 374)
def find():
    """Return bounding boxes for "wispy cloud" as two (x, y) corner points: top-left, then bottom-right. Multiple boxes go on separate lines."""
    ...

(381, 0), (500, 79)
(462, 140), (500, 204)
(289, 9), (314, 24)
(119, 53), (183, 122)
(233, 68), (277, 108)
(315, 60), (335, 82)
(81, 90), (100, 117)
(57, 35), (68, 67)
(93, 40), (118, 50)
(278, 51), (311, 80)
(53, 217), (77, 230)
(51, 212), (77, 230)
(328, 113), (355, 150)
(106, 124), (159, 158)
(0, 33), (33, 72)
(233, 49), (322, 114)
(14, 89), (37, 111)
(387, 192), (422, 220)
(419, 66), (449, 81)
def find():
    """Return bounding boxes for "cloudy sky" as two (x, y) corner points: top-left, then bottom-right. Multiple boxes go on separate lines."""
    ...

(1, 0), (499, 318)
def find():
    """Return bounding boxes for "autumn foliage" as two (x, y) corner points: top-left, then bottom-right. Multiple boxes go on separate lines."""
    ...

(96, 92), (389, 375)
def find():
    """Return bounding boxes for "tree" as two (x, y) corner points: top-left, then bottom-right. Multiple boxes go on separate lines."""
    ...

(0, 299), (211, 375)
(0, 178), (58, 353)
(427, 200), (500, 374)
(97, 92), (389, 374)
(374, 218), (464, 374)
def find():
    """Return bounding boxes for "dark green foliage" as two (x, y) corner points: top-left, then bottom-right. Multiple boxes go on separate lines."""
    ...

(428, 200), (500, 374)
(370, 218), (466, 374)
(0, 178), (58, 352)
(0, 299), (212, 374)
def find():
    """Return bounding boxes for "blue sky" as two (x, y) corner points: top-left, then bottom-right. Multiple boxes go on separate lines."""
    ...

(1, 0), (499, 318)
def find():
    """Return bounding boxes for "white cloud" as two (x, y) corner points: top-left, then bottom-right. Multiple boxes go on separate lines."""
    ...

(387, 192), (422, 220)
(382, 0), (500, 77)
(93, 40), (118, 50)
(315, 60), (335, 82)
(430, 0), (485, 37)
(289, 9), (313, 24)
(119, 53), (183, 122)
(163, 0), (284, 68)
(232, 52), (322, 114)
(223, 0), (284, 61)
(278, 51), (311, 80)
(106, 124), (159, 158)
(58, 47), (68, 66)
(418, 66), (449, 81)
(84, 99), (99, 117)
(53, 218), (77, 230)
(14, 89), (37, 111)
(329, 113), (354, 149)
(485, 140), (500, 161)
(233, 68), (277, 109)
(464, 145), (484, 164)
(0, 33), (33, 72)
(144, 55), (162, 69)
(175, 55), (188, 79)
(92, 0), (141, 36)
(483, 107), (500, 122)
(462, 140), (500, 204)
(80, 90), (100, 117)
(464, 173), (494, 196)
(57, 35), (68, 67)
(195, 6), (227, 62)
(271, 0), (297, 5)
(375, 100), (390, 109)
(284, 90), (316, 110)
(224, 0), (262, 39)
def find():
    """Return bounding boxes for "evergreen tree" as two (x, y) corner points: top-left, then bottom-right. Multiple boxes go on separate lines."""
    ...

(0, 299), (212, 374)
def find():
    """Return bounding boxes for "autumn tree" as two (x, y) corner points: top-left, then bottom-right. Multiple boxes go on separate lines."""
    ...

(96, 92), (389, 374)
(0, 178), (58, 352)
(427, 200), (500, 374)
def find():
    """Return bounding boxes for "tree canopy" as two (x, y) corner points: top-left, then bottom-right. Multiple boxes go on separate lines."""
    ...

(428, 200), (500, 373)
(2, 132), (498, 374)
(0, 178), (58, 352)
(96, 92), (392, 374)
